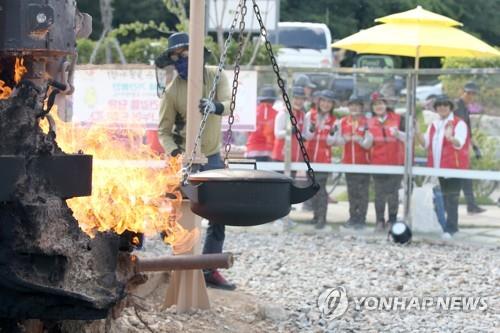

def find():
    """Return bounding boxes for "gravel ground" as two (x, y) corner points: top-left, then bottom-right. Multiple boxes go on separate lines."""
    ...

(110, 226), (500, 333)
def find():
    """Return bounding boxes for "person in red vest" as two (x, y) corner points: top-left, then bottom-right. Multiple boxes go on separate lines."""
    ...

(333, 96), (373, 229)
(368, 92), (406, 232)
(245, 85), (278, 161)
(272, 86), (306, 162)
(302, 90), (337, 229)
(417, 95), (469, 238)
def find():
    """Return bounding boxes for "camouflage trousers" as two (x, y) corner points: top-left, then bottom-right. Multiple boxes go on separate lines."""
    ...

(372, 174), (403, 223)
(311, 172), (330, 223)
(345, 173), (370, 224)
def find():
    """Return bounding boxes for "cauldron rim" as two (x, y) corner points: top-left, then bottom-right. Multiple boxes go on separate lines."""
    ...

(188, 168), (292, 183)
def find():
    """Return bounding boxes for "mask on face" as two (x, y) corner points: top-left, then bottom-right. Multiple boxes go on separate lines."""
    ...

(174, 57), (189, 80)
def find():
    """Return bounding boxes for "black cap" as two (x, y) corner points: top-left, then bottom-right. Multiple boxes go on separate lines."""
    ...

(318, 89), (337, 103)
(257, 85), (278, 102)
(347, 96), (364, 107)
(433, 94), (454, 109)
(294, 74), (316, 89)
(463, 81), (479, 93)
(291, 86), (306, 98)
(166, 32), (190, 57)
(155, 32), (212, 68)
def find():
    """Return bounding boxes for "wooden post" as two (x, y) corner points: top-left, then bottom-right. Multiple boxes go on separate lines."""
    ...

(165, 0), (209, 313)
(164, 200), (209, 312)
(185, 0), (206, 162)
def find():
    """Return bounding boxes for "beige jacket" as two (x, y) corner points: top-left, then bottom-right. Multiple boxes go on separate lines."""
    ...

(158, 67), (231, 156)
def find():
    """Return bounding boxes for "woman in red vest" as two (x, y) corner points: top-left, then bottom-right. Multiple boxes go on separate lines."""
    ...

(272, 86), (306, 162)
(246, 85), (278, 161)
(302, 90), (337, 229)
(333, 96), (373, 229)
(368, 92), (406, 231)
(417, 95), (469, 238)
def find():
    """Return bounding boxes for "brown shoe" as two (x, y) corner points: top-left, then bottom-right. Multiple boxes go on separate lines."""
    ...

(204, 269), (236, 290)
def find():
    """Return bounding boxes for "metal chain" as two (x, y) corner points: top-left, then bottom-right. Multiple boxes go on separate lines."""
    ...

(251, 0), (317, 186)
(223, 0), (247, 165)
(182, 0), (244, 183)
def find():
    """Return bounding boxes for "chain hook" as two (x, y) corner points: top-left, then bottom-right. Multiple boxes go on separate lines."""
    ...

(223, 0), (247, 165)
(250, 0), (317, 187)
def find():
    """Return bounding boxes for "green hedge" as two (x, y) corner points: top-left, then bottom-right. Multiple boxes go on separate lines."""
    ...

(77, 38), (167, 65)
(440, 54), (500, 114)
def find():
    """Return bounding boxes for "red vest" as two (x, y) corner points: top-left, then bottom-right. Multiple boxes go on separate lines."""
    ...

(305, 109), (336, 163)
(246, 102), (277, 153)
(340, 115), (370, 164)
(368, 112), (404, 165)
(427, 116), (470, 169)
(271, 109), (305, 161)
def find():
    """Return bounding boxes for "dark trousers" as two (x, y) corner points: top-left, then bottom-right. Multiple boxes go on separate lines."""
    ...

(311, 172), (329, 223)
(201, 153), (225, 255)
(345, 173), (370, 224)
(461, 178), (477, 209)
(439, 177), (462, 234)
(373, 174), (402, 223)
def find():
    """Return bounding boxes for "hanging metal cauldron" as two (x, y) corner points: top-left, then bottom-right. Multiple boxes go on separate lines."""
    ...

(180, 1), (319, 227)
(182, 168), (319, 226)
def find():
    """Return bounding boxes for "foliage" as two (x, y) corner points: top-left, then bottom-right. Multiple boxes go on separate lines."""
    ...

(120, 38), (168, 64)
(76, 37), (167, 64)
(440, 54), (500, 114)
(76, 39), (96, 64)
(77, 0), (500, 48)
(110, 21), (171, 39)
(203, 35), (275, 66)
(76, 0), (175, 40)
(470, 130), (500, 171)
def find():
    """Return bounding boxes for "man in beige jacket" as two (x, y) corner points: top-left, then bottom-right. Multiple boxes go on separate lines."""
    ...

(157, 32), (235, 290)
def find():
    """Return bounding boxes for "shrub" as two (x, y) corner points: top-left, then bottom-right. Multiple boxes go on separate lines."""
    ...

(440, 54), (500, 115)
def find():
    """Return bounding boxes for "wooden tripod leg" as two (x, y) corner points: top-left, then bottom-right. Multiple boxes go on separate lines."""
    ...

(164, 200), (209, 312)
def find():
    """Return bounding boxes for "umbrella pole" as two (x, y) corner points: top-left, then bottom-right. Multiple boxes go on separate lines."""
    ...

(403, 51), (419, 227)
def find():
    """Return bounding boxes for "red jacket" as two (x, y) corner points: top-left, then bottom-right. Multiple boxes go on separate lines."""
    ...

(306, 109), (336, 163)
(272, 109), (305, 161)
(427, 116), (470, 169)
(368, 112), (404, 165)
(339, 115), (370, 164)
(246, 102), (277, 154)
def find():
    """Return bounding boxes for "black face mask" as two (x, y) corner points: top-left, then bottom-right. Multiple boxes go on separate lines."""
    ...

(174, 57), (189, 80)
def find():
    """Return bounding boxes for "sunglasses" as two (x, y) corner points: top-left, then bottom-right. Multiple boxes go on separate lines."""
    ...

(169, 49), (189, 62)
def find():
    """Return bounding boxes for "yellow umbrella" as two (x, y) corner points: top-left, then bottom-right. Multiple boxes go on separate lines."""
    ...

(332, 5), (500, 68)
(376, 5), (461, 26)
(332, 22), (500, 60)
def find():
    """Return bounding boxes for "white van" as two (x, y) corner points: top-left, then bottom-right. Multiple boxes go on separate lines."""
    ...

(269, 22), (333, 68)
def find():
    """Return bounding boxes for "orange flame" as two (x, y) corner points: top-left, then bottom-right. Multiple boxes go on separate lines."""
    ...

(0, 57), (28, 99)
(14, 57), (28, 84)
(40, 107), (196, 252)
(0, 80), (12, 99)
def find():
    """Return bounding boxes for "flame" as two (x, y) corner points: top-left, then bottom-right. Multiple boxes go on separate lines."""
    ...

(0, 80), (12, 99)
(40, 107), (196, 253)
(0, 57), (28, 100)
(14, 57), (28, 84)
